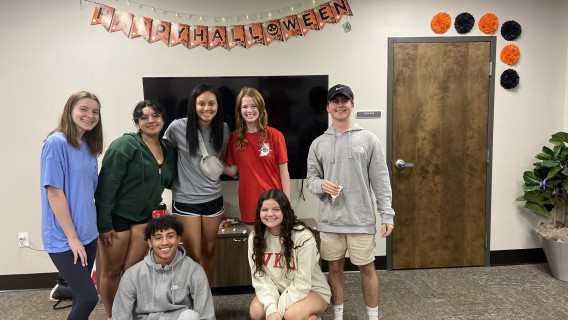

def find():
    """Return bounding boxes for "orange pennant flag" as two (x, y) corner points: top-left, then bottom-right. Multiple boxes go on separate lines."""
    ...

(170, 23), (189, 47)
(315, 2), (337, 29)
(91, 4), (115, 31)
(110, 10), (133, 37)
(331, 0), (353, 23)
(227, 25), (246, 50)
(189, 25), (208, 49)
(130, 16), (152, 41)
(208, 26), (227, 50)
(150, 20), (171, 45)
(280, 15), (302, 41)
(299, 9), (320, 36)
(264, 19), (284, 45)
(245, 23), (265, 48)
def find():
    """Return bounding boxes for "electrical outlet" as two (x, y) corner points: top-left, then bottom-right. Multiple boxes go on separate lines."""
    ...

(18, 232), (29, 248)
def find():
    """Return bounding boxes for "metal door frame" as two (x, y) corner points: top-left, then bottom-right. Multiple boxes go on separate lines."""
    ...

(386, 36), (496, 270)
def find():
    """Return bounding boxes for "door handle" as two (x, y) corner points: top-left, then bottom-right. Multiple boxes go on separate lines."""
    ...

(395, 159), (414, 170)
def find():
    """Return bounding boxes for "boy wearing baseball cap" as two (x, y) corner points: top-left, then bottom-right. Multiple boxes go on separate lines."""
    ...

(306, 84), (395, 320)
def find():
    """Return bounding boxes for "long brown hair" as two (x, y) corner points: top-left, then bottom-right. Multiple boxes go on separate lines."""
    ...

(234, 87), (268, 151)
(251, 189), (319, 278)
(46, 91), (103, 156)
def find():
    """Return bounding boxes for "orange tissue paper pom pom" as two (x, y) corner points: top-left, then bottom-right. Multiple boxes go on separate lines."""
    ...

(478, 13), (499, 34)
(431, 12), (451, 34)
(500, 44), (520, 65)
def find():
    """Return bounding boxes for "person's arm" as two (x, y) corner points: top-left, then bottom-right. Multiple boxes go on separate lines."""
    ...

(111, 270), (137, 320)
(47, 186), (87, 266)
(368, 137), (395, 230)
(224, 132), (239, 177)
(248, 234), (281, 317)
(306, 142), (328, 199)
(95, 145), (129, 246)
(224, 163), (238, 177)
(276, 230), (317, 316)
(278, 162), (290, 200)
(162, 120), (179, 147)
(189, 264), (215, 320)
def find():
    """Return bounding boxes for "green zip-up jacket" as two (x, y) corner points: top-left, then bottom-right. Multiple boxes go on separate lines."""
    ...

(95, 133), (176, 233)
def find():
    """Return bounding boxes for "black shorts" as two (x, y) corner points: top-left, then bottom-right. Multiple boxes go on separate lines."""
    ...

(172, 196), (224, 217)
(112, 215), (152, 233)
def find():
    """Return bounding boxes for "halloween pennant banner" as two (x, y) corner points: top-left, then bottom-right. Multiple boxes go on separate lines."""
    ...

(89, 0), (352, 51)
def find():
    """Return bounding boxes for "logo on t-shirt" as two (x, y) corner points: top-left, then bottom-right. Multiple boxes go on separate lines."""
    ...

(259, 143), (272, 157)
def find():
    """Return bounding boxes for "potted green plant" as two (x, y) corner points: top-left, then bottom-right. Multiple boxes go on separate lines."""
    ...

(517, 132), (568, 281)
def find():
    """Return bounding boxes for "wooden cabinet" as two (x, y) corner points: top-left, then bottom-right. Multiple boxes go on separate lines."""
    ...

(212, 219), (317, 288)
(212, 223), (251, 288)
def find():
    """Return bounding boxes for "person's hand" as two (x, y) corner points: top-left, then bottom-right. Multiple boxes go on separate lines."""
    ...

(321, 180), (339, 196)
(266, 312), (282, 320)
(68, 237), (87, 266)
(381, 224), (394, 238)
(100, 230), (119, 247)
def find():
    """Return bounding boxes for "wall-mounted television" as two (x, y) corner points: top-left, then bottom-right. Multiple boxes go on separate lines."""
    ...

(142, 75), (329, 179)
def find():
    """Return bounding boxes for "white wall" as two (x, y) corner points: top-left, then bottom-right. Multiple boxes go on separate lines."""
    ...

(2, 0), (567, 275)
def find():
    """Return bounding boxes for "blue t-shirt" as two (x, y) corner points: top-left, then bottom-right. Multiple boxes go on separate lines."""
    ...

(40, 132), (99, 253)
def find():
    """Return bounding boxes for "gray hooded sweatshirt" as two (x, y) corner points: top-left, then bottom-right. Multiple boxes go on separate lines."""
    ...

(112, 245), (215, 320)
(306, 124), (395, 234)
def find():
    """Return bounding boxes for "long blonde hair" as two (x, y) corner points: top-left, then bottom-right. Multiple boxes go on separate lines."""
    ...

(234, 87), (268, 150)
(46, 91), (103, 156)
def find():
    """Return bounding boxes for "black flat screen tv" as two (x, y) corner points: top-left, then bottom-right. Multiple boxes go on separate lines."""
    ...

(142, 75), (329, 179)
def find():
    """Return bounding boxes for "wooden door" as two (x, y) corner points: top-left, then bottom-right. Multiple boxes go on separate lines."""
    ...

(389, 39), (493, 269)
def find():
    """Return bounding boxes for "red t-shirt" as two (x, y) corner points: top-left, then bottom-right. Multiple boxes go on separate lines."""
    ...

(226, 126), (288, 222)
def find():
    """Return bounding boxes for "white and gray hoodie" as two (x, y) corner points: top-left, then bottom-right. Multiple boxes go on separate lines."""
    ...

(306, 124), (395, 234)
(112, 245), (215, 320)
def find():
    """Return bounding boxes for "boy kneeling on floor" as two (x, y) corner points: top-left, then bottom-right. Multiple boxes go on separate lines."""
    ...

(112, 215), (215, 320)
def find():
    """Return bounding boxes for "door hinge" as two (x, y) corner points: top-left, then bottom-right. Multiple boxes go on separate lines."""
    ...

(489, 62), (493, 77)
(486, 149), (490, 166)
(484, 234), (488, 249)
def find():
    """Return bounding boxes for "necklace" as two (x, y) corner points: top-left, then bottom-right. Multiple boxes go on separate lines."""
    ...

(141, 135), (164, 167)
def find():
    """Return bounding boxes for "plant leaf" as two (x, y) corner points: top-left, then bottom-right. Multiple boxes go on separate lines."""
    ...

(563, 179), (568, 191)
(545, 167), (563, 180)
(523, 190), (551, 203)
(541, 160), (560, 168)
(549, 132), (568, 146)
(524, 202), (551, 216)
(522, 171), (542, 186)
(553, 145), (565, 159)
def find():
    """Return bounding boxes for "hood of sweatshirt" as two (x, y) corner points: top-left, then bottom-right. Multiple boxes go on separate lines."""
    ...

(144, 244), (186, 270)
(143, 245), (187, 305)
(323, 124), (365, 163)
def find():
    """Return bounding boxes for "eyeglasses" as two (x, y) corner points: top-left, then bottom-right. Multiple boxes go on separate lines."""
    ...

(330, 99), (351, 105)
(139, 113), (161, 121)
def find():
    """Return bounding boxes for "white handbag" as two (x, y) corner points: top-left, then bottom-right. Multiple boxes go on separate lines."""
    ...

(198, 130), (224, 181)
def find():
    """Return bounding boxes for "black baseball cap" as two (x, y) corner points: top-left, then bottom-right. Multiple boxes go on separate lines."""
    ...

(327, 84), (354, 102)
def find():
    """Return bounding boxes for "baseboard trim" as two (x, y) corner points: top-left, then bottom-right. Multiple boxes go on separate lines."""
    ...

(0, 249), (547, 291)
(489, 248), (546, 266)
(0, 272), (58, 291)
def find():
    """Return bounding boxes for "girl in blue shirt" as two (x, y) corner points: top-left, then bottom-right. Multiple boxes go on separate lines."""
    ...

(40, 91), (103, 320)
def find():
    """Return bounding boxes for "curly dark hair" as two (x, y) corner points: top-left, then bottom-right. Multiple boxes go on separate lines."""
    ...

(251, 189), (319, 278)
(144, 215), (184, 240)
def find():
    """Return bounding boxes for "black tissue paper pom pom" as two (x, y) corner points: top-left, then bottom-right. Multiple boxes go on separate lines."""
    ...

(501, 20), (522, 41)
(500, 69), (520, 89)
(454, 12), (475, 34)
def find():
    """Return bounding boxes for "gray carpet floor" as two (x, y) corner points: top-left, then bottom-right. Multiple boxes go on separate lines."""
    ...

(1, 264), (567, 319)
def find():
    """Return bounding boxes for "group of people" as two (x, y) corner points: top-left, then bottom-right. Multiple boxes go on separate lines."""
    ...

(40, 83), (395, 320)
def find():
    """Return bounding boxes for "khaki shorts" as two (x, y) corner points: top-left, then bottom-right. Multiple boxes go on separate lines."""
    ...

(319, 232), (376, 266)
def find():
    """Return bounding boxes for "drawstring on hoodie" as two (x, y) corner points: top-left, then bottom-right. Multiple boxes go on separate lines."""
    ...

(332, 129), (353, 163)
